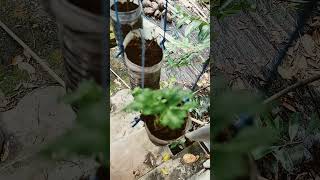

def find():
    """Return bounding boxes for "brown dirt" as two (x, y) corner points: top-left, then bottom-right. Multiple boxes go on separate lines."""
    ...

(143, 115), (186, 141)
(125, 38), (163, 67)
(111, 1), (139, 12)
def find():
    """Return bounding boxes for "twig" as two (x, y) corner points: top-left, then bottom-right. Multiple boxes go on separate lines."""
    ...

(110, 68), (130, 89)
(0, 19), (65, 87)
(193, 85), (210, 95)
(263, 74), (320, 104)
(190, 116), (206, 125)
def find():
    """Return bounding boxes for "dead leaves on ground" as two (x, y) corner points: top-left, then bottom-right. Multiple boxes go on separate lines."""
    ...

(12, 50), (35, 75)
(277, 18), (320, 88)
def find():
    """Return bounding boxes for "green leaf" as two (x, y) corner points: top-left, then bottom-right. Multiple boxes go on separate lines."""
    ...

(184, 20), (202, 36)
(198, 24), (210, 41)
(273, 144), (307, 173)
(252, 146), (279, 160)
(306, 113), (320, 134)
(289, 113), (300, 142)
(176, 16), (189, 28)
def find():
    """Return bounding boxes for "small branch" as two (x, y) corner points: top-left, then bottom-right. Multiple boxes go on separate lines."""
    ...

(110, 68), (130, 89)
(263, 74), (320, 104)
(192, 85), (210, 95)
(190, 116), (206, 125)
(0, 19), (65, 87)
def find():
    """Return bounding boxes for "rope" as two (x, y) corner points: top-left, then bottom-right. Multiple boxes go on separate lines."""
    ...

(160, 0), (169, 50)
(113, 0), (125, 58)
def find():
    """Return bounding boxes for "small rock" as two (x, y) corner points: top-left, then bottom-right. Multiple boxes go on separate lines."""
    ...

(144, 7), (155, 16)
(151, 2), (158, 11)
(167, 14), (172, 23)
(182, 154), (199, 164)
(154, 10), (161, 19)
(142, 0), (152, 7)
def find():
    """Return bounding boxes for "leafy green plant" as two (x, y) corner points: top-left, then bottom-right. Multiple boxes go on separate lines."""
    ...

(252, 112), (320, 173)
(125, 87), (197, 130)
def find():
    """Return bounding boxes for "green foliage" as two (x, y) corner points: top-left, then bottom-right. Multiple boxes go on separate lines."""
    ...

(165, 5), (210, 67)
(193, 95), (210, 119)
(41, 80), (108, 166)
(169, 138), (186, 149)
(125, 87), (197, 130)
(252, 112), (320, 173)
(174, 6), (210, 42)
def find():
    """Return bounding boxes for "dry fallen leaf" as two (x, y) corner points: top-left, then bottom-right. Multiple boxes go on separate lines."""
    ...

(0, 90), (7, 108)
(294, 39), (300, 51)
(18, 62), (36, 74)
(301, 34), (315, 57)
(11, 55), (24, 65)
(270, 31), (282, 43)
(308, 59), (320, 69)
(23, 49), (32, 62)
(160, 167), (169, 175)
(182, 153), (199, 164)
(287, 47), (294, 57)
(1, 140), (10, 162)
(162, 152), (171, 162)
(297, 55), (308, 71)
(278, 55), (307, 79)
(311, 16), (320, 27)
(313, 30), (320, 46)
(282, 102), (296, 112)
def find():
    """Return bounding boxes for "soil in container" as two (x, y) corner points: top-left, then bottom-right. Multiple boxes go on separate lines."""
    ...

(68, 0), (102, 15)
(143, 115), (187, 141)
(125, 38), (163, 67)
(110, 1), (143, 42)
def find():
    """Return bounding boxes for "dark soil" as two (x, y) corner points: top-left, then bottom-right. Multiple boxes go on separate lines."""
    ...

(68, 0), (102, 15)
(125, 38), (163, 67)
(111, 1), (139, 12)
(143, 115), (187, 141)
